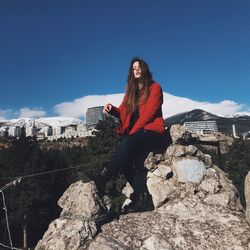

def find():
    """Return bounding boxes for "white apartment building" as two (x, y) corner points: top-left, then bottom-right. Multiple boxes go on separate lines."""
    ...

(40, 126), (52, 137)
(25, 126), (37, 137)
(52, 126), (63, 136)
(64, 124), (77, 134)
(36, 132), (46, 141)
(48, 129), (94, 141)
(8, 126), (22, 137)
(76, 123), (88, 132)
(184, 120), (218, 134)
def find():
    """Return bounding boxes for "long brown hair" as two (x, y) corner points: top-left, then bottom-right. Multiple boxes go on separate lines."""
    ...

(124, 57), (154, 114)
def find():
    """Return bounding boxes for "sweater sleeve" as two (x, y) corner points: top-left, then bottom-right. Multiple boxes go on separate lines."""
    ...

(129, 83), (163, 135)
(109, 94), (126, 118)
(109, 105), (120, 118)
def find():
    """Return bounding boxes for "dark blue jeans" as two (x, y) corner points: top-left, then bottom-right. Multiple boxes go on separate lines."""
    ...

(107, 129), (166, 194)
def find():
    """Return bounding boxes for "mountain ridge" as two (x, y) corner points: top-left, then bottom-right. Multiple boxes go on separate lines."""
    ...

(165, 109), (250, 135)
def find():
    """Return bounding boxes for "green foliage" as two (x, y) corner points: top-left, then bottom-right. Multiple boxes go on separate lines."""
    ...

(72, 117), (125, 199)
(0, 137), (71, 247)
(0, 117), (122, 248)
(219, 139), (250, 207)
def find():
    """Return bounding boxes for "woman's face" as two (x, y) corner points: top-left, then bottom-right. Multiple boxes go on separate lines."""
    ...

(132, 61), (141, 79)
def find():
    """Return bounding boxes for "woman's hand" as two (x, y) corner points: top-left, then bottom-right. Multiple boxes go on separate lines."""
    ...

(103, 103), (113, 114)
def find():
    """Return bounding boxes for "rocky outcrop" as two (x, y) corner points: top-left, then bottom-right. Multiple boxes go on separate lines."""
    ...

(35, 181), (107, 250)
(36, 125), (250, 250)
(245, 171), (250, 224)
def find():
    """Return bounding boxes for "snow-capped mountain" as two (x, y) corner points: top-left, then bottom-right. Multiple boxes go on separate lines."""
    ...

(165, 109), (250, 135)
(0, 117), (83, 128)
(225, 112), (250, 118)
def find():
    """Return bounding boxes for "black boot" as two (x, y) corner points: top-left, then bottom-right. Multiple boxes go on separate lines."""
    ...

(121, 191), (154, 214)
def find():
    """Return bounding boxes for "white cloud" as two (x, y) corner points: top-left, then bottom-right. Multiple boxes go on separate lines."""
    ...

(163, 93), (245, 117)
(54, 94), (124, 119)
(54, 92), (248, 119)
(0, 108), (13, 120)
(19, 107), (46, 118)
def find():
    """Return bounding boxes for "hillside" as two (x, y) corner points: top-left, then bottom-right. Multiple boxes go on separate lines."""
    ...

(165, 109), (250, 135)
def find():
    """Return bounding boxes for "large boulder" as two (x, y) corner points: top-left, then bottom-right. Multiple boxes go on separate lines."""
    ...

(35, 181), (106, 250)
(245, 171), (250, 224)
(147, 172), (176, 207)
(37, 125), (250, 249)
(96, 194), (250, 249)
(173, 158), (205, 184)
(169, 124), (187, 144)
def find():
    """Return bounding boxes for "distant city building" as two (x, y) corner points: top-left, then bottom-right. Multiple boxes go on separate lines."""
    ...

(232, 124), (238, 138)
(47, 127), (94, 141)
(77, 123), (88, 132)
(36, 132), (46, 141)
(86, 106), (105, 126)
(0, 128), (7, 137)
(64, 124), (77, 134)
(184, 120), (218, 134)
(52, 126), (64, 136)
(40, 126), (52, 137)
(25, 126), (37, 137)
(8, 126), (22, 137)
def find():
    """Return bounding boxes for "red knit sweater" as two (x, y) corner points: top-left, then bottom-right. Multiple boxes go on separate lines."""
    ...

(110, 82), (165, 136)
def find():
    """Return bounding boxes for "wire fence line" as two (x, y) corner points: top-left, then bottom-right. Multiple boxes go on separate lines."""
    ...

(0, 159), (109, 250)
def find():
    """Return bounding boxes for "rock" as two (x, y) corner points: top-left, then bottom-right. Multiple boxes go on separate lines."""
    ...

(204, 192), (234, 207)
(245, 171), (250, 223)
(196, 151), (213, 167)
(213, 165), (243, 211)
(185, 145), (198, 156)
(147, 172), (176, 207)
(144, 152), (158, 171)
(122, 198), (132, 209)
(35, 218), (97, 250)
(154, 153), (164, 162)
(164, 144), (186, 158)
(204, 167), (218, 178)
(199, 178), (220, 194)
(173, 159), (205, 184)
(169, 124), (187, 144)
(35, 181), (105, 250)
(58, 181), (101, 219)
(151, 164), (172, 179)
(122, 182), (133, 198)
(95, 194), (250, 249)
(36, 126), (250, 250)
(141, 234), (173, 250)
(203, 154), (213, 167)
(88, 236), (127, 250)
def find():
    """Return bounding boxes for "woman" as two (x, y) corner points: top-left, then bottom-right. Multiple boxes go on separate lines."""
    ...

(100, 57), (166, 213)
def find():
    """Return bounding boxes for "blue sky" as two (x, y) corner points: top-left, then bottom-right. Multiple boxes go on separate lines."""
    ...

(0, 0), (249, 120)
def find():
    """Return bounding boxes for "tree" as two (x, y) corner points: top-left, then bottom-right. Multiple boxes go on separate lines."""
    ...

(220, 139), (250, 207)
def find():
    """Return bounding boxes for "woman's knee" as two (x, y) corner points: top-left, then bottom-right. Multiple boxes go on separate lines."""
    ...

(119, 136), (134, 151)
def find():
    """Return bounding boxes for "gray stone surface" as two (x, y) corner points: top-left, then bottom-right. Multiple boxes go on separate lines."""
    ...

(204, 192), (234, 207)
(96, 195), (250, 249)
(199, 178), (220, 194)
(141, 234), (173, 250)
(35, 218), (97, 250)
(147, 172), (176, 207)
(169, 124), (187, 144)
(122, 182), (133, 198)
(245, 171), (250, 224)
(173, 159), (206, 184)
(151, 164), (172, 179)
(35, 181), (104, 250)
(88, 236), (127, 250)
(58, 181), (100, 219)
